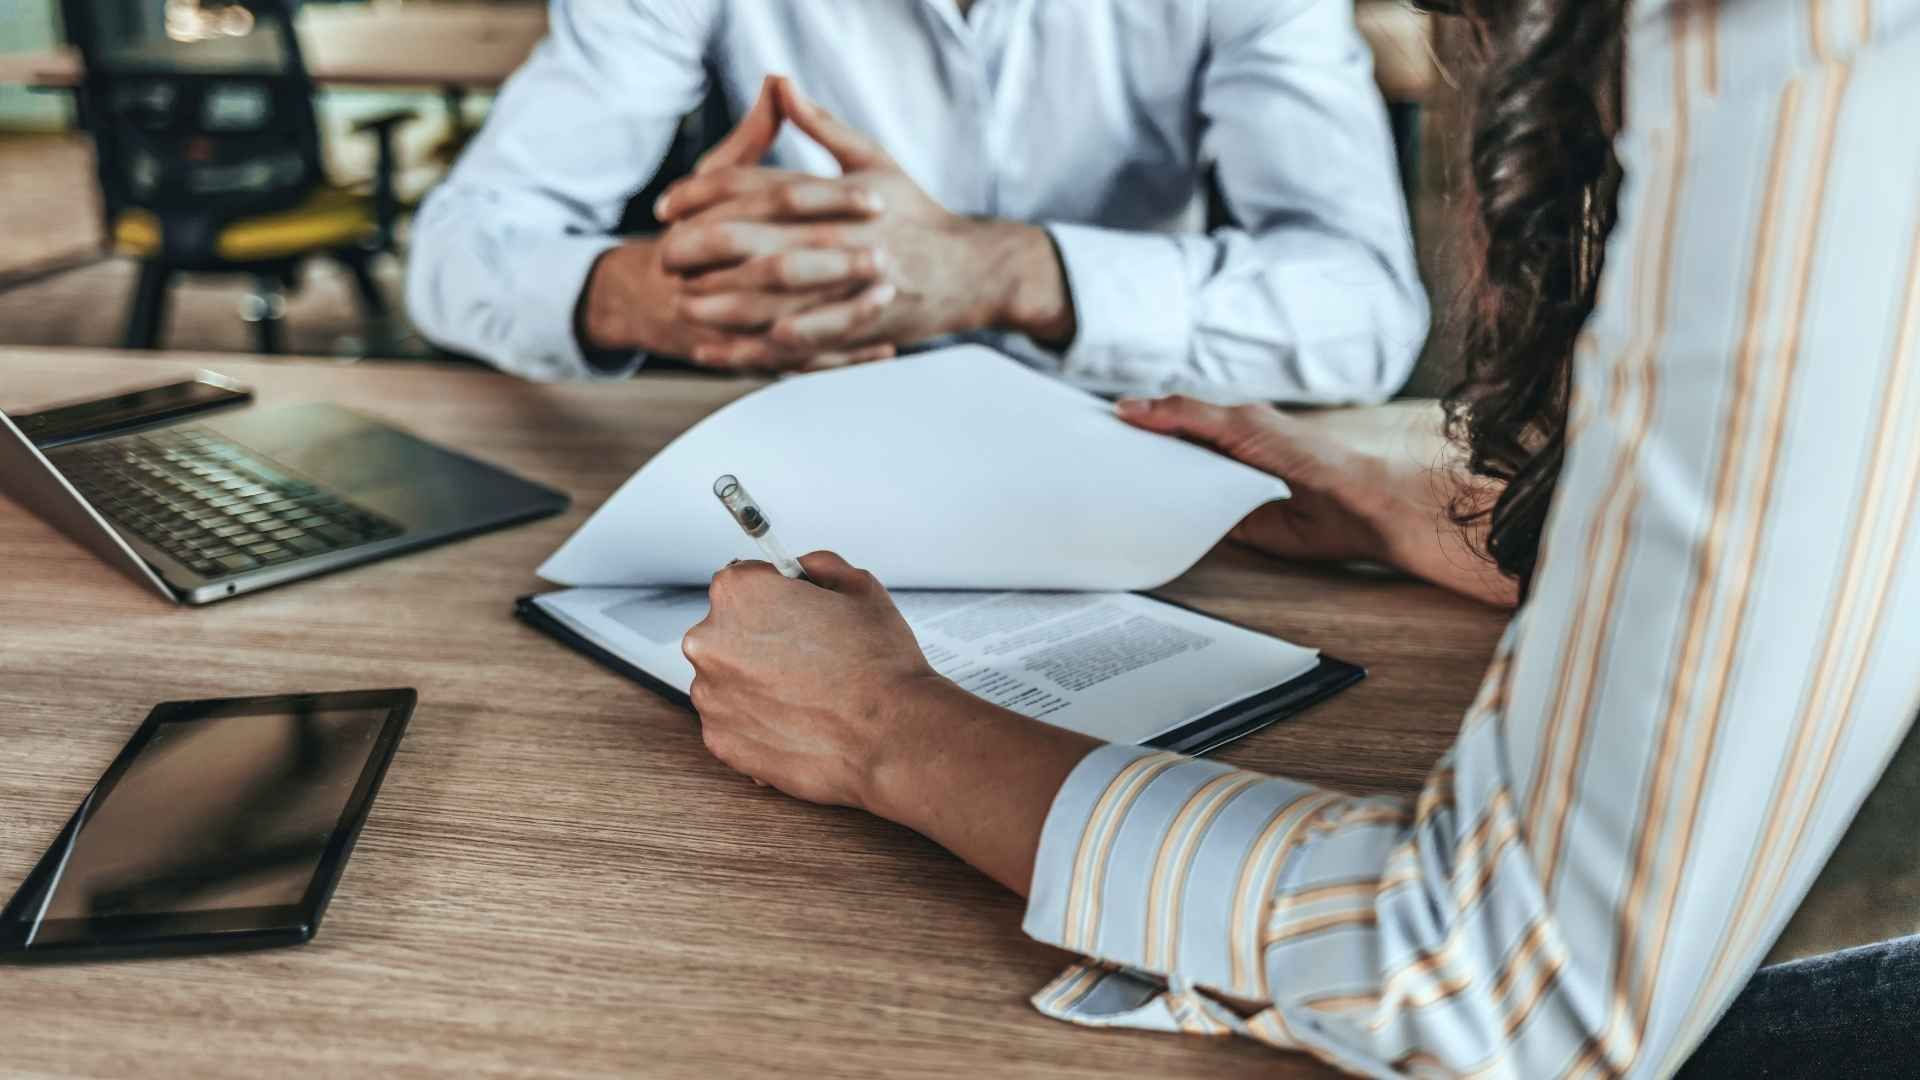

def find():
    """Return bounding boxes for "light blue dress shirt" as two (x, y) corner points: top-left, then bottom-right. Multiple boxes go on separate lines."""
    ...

(406, 0), (1428, 403)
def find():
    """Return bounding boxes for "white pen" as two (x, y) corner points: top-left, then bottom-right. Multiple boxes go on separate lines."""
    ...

(712, 475), (811, 581)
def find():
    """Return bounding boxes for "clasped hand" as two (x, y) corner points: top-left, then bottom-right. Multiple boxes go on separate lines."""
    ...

(650, 76), (1052, 371)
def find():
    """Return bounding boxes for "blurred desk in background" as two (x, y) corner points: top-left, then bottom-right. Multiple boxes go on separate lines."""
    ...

(0, 2), (1438, 102)
(0, 1), (1438, 209)
(0, 2), (545, 91)
(0, 346), (1503, 1079)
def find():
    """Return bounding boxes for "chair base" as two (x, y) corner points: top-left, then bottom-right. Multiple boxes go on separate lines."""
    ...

(119, 248), (394, 356)
(123, 262), (173, 350)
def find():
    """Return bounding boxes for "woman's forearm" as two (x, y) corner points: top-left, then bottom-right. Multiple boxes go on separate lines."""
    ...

(862, 678), (1103, 896)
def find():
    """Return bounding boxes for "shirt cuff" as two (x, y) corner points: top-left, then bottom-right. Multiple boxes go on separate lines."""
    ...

(1031, 962), (1247, 1037)
(1022, 744), (1327, 999)
(509, 233), (639, 382)
(1043, 223), (1193, 391)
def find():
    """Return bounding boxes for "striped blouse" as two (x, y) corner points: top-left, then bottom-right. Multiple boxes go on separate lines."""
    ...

(1020, 1), (1920, 1076)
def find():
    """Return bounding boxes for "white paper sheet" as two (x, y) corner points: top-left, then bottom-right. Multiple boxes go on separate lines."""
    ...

(533, 587), (1321, 745)
(536, 347), (1288, 591)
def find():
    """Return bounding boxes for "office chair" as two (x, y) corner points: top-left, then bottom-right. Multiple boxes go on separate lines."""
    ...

(60, 0), (414, 353)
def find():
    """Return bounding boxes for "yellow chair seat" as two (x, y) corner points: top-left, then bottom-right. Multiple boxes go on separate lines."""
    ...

(114, 187), (377, 263)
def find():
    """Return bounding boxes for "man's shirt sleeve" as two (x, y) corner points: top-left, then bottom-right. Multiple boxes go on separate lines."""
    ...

(1046, 0), (1428, 404)
(405, 0), (712, 380)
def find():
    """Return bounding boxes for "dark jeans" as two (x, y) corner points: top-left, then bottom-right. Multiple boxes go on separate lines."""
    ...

(1677, 934), (1920, 1077)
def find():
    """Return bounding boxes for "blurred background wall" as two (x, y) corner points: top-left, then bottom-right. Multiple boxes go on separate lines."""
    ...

(0, 0), (69, 130)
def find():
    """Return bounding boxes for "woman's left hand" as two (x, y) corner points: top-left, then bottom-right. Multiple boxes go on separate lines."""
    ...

(682, 551), (942, 809)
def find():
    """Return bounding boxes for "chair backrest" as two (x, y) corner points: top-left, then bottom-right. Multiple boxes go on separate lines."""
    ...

(61, 0), (325, 243)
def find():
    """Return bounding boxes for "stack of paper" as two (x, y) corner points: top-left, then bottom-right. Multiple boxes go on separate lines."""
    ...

(537, 347), (1289, 591)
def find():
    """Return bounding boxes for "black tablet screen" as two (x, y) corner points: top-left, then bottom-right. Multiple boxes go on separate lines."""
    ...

(35, 701), (388, 920)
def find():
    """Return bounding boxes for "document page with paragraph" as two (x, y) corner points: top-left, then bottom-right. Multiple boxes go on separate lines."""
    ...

(531, 587), (1319, 745)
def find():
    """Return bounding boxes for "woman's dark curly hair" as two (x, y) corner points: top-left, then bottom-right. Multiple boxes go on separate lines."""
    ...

(1417, 0), (1628, 598)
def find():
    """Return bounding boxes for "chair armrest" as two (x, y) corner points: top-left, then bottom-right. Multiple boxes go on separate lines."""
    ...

(349, 109), (420, 136)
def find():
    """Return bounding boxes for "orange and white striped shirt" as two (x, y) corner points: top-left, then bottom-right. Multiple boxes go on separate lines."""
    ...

(1022, 1), (1920, 1075)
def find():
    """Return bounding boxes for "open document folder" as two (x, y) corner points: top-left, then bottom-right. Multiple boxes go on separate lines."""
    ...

(521, 347), (1362, 752)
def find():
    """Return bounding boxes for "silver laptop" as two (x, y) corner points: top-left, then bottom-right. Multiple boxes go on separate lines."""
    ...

(0, 379), (568, 605)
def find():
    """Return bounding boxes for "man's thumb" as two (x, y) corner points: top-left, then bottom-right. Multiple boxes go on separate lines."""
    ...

(694, 75), (785, 176)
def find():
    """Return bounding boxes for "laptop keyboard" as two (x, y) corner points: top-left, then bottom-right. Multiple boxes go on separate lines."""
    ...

(53, 426), (402, 578)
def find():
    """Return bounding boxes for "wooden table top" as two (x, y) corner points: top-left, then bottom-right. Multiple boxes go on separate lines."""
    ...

(0, 347), (1504, 1078)
(0, 1), (1439, 103)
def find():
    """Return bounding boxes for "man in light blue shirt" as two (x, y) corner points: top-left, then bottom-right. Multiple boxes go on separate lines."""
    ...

(406, 0), (1427, 404)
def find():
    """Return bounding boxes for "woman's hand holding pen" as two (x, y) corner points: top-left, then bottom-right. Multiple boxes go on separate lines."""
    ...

(684, 551), (1100, 894)
(683, 553), (936, 809)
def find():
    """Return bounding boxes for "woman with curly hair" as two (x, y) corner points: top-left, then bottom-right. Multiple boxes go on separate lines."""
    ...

(683, 1), (1920, 1073)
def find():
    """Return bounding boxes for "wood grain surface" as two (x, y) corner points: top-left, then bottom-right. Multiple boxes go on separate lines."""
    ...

(0, 347), (1506, 1078)
(0, 1), (1439, 103)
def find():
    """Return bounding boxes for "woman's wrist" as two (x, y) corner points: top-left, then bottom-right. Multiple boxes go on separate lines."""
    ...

(1368, 456), (1518, 608)
(1282, 402), (1515, 607)
(854, 673), (968, 820)
(1324, 447), (1405, 567)
(856, 674), (1102, 895)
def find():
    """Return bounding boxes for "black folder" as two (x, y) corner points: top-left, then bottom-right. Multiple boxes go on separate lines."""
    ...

(515, 593), (1364, 756)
